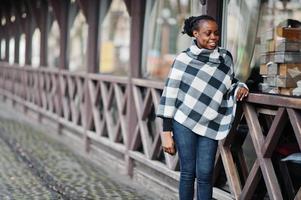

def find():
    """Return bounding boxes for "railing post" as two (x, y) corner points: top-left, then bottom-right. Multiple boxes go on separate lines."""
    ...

(22, 68), (28, 114)
(84, 74), (91, 152)
(126, 0), (146, 177)
(83, 0), (100, 152)
(57, 70), (63, 135)
(36, 69), (43, 123)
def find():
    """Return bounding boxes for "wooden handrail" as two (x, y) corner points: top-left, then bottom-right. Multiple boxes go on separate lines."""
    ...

(0, 64), (300, 199)
(246, 93), (301, 109)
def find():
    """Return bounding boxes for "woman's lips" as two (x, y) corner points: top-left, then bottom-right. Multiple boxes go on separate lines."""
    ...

(208, 42), (217, 48)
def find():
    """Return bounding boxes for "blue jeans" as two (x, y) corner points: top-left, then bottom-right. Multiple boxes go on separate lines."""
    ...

(173, 120), (218, 200)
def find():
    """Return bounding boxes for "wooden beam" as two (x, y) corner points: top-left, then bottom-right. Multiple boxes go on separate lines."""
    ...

(262, 108), (288, 157)
(0, 30), (2, 59)
(244, 103), (283, 199)
(14, 33), (20, 64)
(1, 4), (10, 62)
(260, 158), (283, 200)
(239, 160), (261, 200)
(124, 0), (131, 16)
(222, 104), (243, 146)
(18, 3), (28, 33)
(86, 0), (99, 73)
(287, 109), (301, 149)
(5, 32), (9, 62)
(246, 93), (301, 110)
(24, 13), (34, 65)
(49, 0), (70, 69)
(294, 188), (301, 200)
(76, 0), (88, 20)
(129, 0), (146, 78)
(13, 4), (23, 64)
(49, 0), (62, 27)
(278, 159), (295, 200)
(243, 103), (265, 152)
(219, 145), (242, 198)
(126, 0), (146, 176)
(69, 3), (80, 27)
(39, 0), (49, 66)
(26, 0), (41, 28)
(60, 1), (70, 70)
(24, 0), (49, 67)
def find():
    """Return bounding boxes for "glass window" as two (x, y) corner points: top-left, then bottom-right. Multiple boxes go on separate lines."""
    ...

(69, 11), (88, 72)
(224, 0), (261, 81)
(142, 0), (202, 80)
(9, 38), (15, 65)
(226, 0), (301, 96)
(48, 20), (60, 68)
(19, 34), (26, 66)
(32, 28), (41, 68)
(99, 0), (130, 76)
(1, 39), (5, 60)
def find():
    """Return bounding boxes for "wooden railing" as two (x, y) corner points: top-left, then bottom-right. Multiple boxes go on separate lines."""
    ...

(85, 74), (128, 152)
(219, 94), (301, 200)
(0, 62), (300, 200)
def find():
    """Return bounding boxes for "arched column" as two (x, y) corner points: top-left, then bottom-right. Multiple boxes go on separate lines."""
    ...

(49, 0), (71, 70)
(24, 14), (34, 65)
(5, 31), (9, 62)
(85, 0), (100, 73)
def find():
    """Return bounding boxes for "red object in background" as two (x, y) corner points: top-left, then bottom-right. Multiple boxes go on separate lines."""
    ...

(275, 143), (300, 156)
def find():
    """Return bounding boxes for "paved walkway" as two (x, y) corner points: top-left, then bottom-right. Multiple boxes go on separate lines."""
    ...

(0, 104), (162, 200)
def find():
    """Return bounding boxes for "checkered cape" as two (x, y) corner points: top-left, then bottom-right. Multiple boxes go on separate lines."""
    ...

(156, 42), (246, 140)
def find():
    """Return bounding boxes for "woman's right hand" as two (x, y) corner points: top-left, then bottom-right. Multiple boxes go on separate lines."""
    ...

(161, 131), (176, 155)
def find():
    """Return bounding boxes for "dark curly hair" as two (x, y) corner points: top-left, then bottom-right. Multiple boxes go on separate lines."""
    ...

(182, 15), (216, 37)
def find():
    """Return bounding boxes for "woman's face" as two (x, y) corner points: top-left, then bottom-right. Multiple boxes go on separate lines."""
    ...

(193, 20), (219, 49)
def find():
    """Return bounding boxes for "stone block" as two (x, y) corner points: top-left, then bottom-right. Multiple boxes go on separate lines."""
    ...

(276, 75), (297, 88)
(267, 62), (278, 75)
(275, 40), (301, 52)
(279, 64), (301, 77)
(260, 64), (268, 75)
(276, 27), (301, 41)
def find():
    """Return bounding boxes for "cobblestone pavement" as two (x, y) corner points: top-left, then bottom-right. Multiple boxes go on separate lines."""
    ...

(0, 114), (160, 200)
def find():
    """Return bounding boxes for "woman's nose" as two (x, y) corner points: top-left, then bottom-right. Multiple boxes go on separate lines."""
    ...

(210, 33), (218, 40)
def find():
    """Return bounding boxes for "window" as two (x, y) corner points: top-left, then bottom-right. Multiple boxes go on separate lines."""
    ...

(99, 0), (130, 75)
(32, 28), (41, 68)
(1, 39), (5, 60)
(142, 0), (202, 80)
(224, 0), (261, 81)
(9, 38), (15, 64)
(19, 34), (26, 66)
(48, 20), (60, 68)
(69, 11), (88, 72)
(225, 0), (301, 96)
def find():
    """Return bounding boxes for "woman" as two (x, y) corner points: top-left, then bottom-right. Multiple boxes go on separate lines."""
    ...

(156, 15), (249, 200)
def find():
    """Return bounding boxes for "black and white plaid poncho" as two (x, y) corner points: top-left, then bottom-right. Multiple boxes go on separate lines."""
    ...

(156, 41), (247, 140)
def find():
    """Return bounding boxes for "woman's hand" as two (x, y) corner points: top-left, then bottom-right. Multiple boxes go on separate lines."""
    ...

(161, 131), (176, 156)
(236, 87), (249, 101)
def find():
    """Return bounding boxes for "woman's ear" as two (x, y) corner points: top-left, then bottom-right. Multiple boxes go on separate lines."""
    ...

(193, 30), (198, 38)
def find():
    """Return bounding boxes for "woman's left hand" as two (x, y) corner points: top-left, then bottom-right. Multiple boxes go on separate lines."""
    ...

(236, 87), (249, 101)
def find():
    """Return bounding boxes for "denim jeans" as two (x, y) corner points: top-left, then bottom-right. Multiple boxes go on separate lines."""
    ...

(173, 120), (218, 200)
